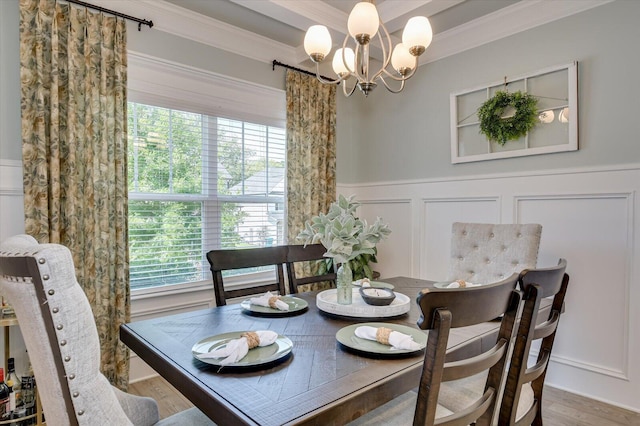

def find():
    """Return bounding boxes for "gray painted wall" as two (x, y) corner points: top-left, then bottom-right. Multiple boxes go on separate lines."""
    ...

(0, 0), (21, 160)
(337, 0), (640, 183)
(2, 0), (638, 180)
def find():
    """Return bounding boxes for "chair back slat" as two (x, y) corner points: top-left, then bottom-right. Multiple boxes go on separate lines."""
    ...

(519, 259), (567, 298)
(522, 355), (548, 384)
(206, 246), (288, 306)
(286, 244), (336, 293)
(532, 311), (560, 339)
(417, 274), (519, 329)
(441, 388), (495, 426)
(442, 339), (508, 382)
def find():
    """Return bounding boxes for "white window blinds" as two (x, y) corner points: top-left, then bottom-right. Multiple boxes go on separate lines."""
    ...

(127, 54), (286, 290)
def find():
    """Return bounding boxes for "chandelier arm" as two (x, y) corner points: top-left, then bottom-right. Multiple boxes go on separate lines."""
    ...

(342, 35), (362, 83)
(379, 75), (406, 94)
(314, 63), (346, 86)
(342, 80), (358, 97)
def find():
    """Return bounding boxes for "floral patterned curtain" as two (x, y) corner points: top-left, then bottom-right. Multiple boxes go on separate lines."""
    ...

(20, 0), (130, 389)
(286, 70), (336, 291)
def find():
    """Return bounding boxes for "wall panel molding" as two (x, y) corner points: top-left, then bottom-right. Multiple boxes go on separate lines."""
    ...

(515, 192), (634, 381)
(0, 159), (22, 195)
(352, 198), (414, 279)
(339, 162), (640, 189)
(337, 165), (640, 412)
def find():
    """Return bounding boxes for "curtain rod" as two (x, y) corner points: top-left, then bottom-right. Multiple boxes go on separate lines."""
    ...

(272, 60), (337, 83)
(65, 0), (153, 31)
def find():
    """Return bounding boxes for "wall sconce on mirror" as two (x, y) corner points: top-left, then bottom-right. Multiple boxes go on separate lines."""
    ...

(538, 110), (555, 124)
(558, 107), (570, 123)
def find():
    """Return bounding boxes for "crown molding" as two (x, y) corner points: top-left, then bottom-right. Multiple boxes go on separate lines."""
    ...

(421, 0), (615, 64)
(88, 0), (298, 64)
(89, 0), (614, 67)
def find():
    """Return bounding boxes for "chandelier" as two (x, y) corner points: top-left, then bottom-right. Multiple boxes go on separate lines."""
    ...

(303, 1), (433, 97)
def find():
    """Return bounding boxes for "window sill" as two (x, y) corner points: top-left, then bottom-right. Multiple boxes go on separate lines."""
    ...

(131, 279), (212, 301)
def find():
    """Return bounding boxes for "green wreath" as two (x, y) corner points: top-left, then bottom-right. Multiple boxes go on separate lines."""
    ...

(477, 90), (538, 145)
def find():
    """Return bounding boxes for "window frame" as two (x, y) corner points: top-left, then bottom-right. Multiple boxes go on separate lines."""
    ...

(127, 52), (286, 296)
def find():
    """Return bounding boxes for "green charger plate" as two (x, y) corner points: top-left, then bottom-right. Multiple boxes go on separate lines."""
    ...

(193, 332), (293, 368)
(353, 280), (395, 290)
(240, 296), (308, 316)
(336, 322), (427, 356)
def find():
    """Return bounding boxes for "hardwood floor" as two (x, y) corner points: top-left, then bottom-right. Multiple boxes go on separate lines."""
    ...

(129, 376), (640, 425)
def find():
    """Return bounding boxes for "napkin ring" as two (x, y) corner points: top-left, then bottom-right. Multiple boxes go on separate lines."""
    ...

(268, 296), (281, 308)
(376, 327), (392, 346)
(241, 331), (260, 349)
(456, 279), (467, 288)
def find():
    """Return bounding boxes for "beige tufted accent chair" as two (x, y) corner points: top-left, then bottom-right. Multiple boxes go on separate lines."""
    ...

(448, 222), (542, 285)
(0, 235), (215, 426)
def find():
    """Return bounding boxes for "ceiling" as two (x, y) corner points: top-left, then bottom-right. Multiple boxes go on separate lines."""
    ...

(162, 0), (522, 67)
(164, 1), (522, 45)
(108, 0), (609, 75)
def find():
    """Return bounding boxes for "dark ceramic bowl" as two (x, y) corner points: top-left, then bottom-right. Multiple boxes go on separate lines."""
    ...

(359, 286), (396, 306)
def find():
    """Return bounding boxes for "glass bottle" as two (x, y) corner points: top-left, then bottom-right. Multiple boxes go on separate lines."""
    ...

(0, 368), (10, 420)
(20, 360), (35, 421)
(336, 262), (353, 305)
(6, 359), (21, 410)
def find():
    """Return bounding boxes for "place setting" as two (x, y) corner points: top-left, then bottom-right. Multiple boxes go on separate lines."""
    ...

(192, 329), (294, 372)
(336, 322), (427, 358)
(433, 279), (483, 289)
(239, 291), (308, 317)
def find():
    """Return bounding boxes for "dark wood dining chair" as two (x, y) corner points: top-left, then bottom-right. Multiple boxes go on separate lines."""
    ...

(349, 273), (521, 426)
(498, 258), (569, 425)
(206, 246), (288, 306)
(285, 244), (336, 293)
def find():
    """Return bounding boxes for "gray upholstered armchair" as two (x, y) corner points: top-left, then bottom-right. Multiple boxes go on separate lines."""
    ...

(448, 222), (542, 284)
(0, 235), (214, 426)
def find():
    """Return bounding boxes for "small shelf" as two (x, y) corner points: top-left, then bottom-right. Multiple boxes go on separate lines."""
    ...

(0, 318), (19, 327)
(2, 318), (45, 425)
(0, 411), (38, 425)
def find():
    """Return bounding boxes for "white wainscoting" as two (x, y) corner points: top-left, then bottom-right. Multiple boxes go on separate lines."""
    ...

(3, 158), (639, 410)
(338, 164), (640, 413)
(0, 159), (25, 242)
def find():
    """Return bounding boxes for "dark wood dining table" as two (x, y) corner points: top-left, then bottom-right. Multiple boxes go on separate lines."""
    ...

(119, 277), (519, 425)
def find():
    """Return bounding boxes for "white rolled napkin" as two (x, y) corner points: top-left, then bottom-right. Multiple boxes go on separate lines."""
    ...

(250, 291), (289, 311)
(198, 330), (278, 365)
(446, 279), (481, 288)
(354, 326), (422, 351)
(353, 278), (371, 287)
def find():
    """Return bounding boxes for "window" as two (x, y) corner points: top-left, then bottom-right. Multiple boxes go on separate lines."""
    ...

(127, 103), (286, 290)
